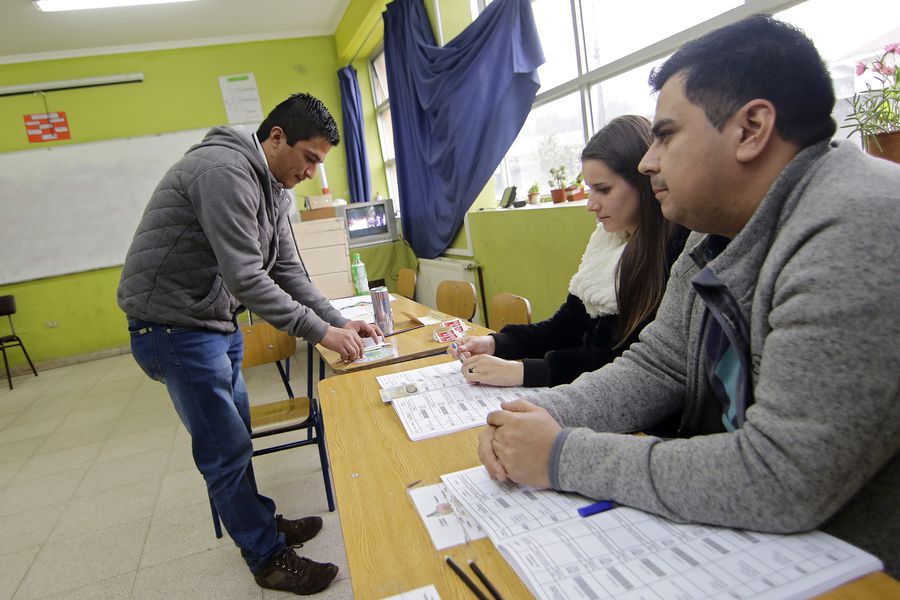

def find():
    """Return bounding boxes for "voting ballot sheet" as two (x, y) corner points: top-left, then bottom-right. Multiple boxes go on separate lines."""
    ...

(441, 466), (882, 600)
(376, 361), (465, 396)
(375, 361), (535, 441)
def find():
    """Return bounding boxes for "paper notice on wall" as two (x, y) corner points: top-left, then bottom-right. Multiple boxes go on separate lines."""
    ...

(24, 112), (71, 143)
(218, 73), (264, 124)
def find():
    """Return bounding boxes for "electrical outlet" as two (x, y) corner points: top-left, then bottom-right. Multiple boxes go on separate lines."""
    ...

(46, 321), (59, 328)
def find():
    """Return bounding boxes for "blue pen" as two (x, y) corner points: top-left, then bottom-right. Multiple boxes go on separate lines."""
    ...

(578, 500), (616, 518)
(450, 342), (465, 363)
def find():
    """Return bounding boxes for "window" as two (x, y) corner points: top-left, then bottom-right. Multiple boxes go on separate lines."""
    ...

(369, 47), (400, 204)
(774, 0), (900, 147)
(491, 0), (899, 200)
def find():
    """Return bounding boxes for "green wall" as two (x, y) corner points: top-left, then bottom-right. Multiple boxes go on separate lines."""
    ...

(468, 204), (596, 325)
(0, 36), (350, 367)
(0, 268), (126, 367)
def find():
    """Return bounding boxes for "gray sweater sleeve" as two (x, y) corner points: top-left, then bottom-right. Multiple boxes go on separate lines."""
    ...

(268, 208), (348, 330)
(534, 199), (900, 535)
(191, 165), (333, 344)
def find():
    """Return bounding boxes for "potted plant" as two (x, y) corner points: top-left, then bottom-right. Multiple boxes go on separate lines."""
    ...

(843, 42), (900, 163)
(548, 165), (567, 203)
(527, 183), (541, 204)
(566, 172), (586, 201)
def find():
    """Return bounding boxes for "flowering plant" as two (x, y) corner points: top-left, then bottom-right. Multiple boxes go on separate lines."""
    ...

(548, 165), (567, 190)
(843, 43), (900, 142)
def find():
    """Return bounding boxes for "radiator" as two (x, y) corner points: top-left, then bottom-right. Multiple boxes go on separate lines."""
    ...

(415, 257), (483, 325)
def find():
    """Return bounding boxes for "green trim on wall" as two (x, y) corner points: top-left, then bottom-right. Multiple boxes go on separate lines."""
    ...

(335, 0), (388, 64)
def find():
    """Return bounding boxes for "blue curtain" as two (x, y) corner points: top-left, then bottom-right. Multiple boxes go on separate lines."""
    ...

(384, 0), (544, 258)
(338, 65), (372, 204)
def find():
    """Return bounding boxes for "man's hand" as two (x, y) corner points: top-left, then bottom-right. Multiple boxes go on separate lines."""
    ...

(344, 319), (383, 342)
(461, 355), (524, 387)
(485, 399), (562, 488)
(478, 425), (508, 481)
(320, 326), (365, 361)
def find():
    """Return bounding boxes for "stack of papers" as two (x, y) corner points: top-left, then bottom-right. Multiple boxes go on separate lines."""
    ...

(440, 466), (883, 600)
(376, 361), (535, 441)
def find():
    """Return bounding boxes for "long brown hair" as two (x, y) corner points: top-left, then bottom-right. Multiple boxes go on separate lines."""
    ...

(580, 115), (677, 346)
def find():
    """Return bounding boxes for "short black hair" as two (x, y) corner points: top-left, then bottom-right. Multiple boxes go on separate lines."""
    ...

(257, 92), (340, 147)
(649, 14), (835, 147)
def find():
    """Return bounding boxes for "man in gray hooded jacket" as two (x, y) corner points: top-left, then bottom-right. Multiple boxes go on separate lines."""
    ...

(479, 16), (900, 578)
(118, 93), (378, 594)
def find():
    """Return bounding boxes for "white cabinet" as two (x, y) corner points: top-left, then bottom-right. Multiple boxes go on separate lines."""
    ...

(292, 218), (354, 299)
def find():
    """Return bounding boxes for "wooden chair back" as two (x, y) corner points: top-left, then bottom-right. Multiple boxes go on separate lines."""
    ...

(490, 293), (532, 330)
(436, 280), (477, 321)
(397, 268), (417, 300)
(241, 321), (296, 367)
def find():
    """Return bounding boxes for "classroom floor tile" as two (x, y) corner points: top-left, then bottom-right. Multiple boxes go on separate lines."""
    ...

(0, 346), (354, 599)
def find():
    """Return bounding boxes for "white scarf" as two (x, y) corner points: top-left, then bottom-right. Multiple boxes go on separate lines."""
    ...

(568, 225), (629, 318)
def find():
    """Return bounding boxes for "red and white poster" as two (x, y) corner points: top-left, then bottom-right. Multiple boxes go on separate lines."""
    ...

(23, 112), (71, 143)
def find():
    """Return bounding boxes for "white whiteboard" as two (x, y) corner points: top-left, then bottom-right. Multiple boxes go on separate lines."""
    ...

(0, 127), (212, 285)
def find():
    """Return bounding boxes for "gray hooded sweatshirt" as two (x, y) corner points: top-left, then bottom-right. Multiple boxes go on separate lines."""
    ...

(117, 126), (345, 343)
(530, 141), (900, 576)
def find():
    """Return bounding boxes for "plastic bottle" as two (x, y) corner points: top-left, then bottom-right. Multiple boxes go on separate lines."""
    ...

(350, 253), (369, 296)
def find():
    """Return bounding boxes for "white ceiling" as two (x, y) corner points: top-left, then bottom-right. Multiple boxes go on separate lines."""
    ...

(0, 0), (351, 65)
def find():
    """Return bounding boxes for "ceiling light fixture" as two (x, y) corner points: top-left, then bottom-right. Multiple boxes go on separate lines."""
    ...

(34, 0), (198, 12)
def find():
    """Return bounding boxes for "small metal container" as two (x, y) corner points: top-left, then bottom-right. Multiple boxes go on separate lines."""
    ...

(369, 286), (393, 335)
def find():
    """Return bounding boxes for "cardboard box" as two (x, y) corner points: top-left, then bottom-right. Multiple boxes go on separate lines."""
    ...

(300, 206), (339, 222)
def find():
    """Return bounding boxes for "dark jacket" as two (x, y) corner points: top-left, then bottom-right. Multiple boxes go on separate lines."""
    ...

(491, 227), (688, 387)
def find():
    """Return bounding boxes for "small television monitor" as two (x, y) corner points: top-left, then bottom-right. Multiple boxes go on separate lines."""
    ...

(336, 198), (400, 248)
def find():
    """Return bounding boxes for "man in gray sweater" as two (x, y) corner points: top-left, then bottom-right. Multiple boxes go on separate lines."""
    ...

(118, 93), (379, 594)
(479, 16), (900, 577)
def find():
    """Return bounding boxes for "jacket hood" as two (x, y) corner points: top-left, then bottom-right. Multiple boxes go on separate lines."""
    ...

(188, 126), (283, 194)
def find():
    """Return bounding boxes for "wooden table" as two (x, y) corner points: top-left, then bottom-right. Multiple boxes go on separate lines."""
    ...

(317, 295), (492, 374)
(319, 354), (900, 600)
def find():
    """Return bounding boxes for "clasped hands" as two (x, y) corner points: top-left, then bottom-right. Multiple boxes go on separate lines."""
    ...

(478, 398), (562, 489)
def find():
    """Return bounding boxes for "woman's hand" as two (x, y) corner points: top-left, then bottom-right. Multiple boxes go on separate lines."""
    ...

(447, 335), (495, 359)
(461, 354), (524, 387)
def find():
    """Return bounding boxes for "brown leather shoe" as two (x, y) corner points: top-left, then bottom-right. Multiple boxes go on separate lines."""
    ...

(276, 514), (323, 546)
(254, 548), (338, 595)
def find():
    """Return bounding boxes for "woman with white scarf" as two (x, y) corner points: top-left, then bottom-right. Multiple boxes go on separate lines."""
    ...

(451, 115), (687, 388)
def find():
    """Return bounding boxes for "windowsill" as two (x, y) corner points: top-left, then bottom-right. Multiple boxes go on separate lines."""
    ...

(474, 199), (588, 213)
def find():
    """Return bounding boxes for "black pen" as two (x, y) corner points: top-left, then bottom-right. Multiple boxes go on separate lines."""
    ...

(383, 323), (425, 337)
(468, 560), (505, 600)
(445, 556), (488, 600)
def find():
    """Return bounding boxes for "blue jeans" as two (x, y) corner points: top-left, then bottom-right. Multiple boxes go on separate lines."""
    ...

(127, 318), (285, 573)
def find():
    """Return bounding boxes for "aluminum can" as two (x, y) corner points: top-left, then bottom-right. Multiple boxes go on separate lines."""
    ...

(369, 286), (393, 335)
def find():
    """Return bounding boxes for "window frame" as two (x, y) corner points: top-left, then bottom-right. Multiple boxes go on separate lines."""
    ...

(368, 44), (399, 204)
(490, 0), (807, 198)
